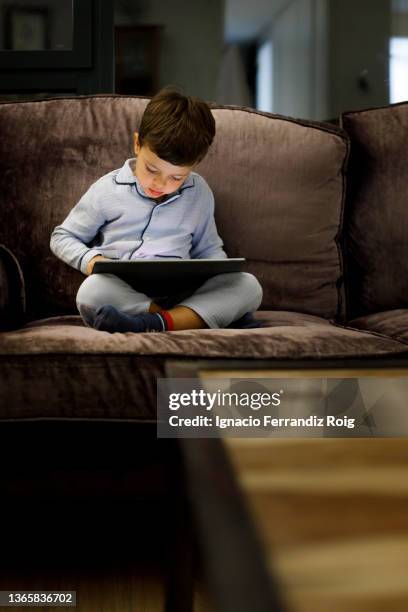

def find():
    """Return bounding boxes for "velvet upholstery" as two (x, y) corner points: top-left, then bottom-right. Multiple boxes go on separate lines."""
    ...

(349, 309), (408, 345)
(0, 310), (405, 359)
(0, 312), (406, 420)
(341, 102), (408, 319)
(0, 244), (25, 330)
(0, 96), (149, 321)
(0, 96), (348, 321)
(197, 107), (349, 319)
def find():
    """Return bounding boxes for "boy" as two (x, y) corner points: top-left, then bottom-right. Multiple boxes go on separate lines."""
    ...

(50, 88), (262, 333)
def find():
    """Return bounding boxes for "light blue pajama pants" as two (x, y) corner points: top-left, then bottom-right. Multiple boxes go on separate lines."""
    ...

(76, 272), (263, 329)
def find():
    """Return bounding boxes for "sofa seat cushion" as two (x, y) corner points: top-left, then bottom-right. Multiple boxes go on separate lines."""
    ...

(348, 309), (408, 345)
(0, 312), (406, 421)
(0, 311), (406, 360)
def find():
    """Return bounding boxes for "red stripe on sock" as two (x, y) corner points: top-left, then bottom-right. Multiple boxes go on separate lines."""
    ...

(160, 310), (174, 331)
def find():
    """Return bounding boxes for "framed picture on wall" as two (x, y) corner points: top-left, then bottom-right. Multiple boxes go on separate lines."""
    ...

(4, 6), (50, 51)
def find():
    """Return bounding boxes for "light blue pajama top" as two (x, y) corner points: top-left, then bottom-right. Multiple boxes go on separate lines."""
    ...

(50, 157), (227, 275)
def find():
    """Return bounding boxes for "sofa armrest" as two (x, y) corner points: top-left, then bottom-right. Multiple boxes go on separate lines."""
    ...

(0, 244), (26, 331)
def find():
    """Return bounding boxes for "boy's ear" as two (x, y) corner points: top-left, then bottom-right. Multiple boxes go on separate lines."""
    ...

(133, 132), (140, 154)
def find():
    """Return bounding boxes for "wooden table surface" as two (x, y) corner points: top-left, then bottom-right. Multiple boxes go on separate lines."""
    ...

(224, 437), (408, 612)
(165, 359), (408, 611)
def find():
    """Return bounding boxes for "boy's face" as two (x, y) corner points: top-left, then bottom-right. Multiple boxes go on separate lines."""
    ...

(133, 132), (195, 199)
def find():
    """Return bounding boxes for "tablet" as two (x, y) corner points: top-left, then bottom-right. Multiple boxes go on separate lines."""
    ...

(92, 258), (246, 296)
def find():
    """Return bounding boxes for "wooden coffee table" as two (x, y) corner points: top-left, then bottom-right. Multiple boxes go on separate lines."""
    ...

(165, 358), (408, 612)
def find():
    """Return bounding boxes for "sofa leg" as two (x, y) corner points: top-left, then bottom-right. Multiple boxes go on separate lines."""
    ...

(163, 493), (195, 612)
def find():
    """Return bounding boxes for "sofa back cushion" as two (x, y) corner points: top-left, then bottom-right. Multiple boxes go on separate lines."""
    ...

(0, 96), (149, 320)
(0, 96), (348, 320)
(198, 107), (348, 320)
(341, 103), (408, 319)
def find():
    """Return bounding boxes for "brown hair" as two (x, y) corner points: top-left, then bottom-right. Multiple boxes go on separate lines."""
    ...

(138, 86), (216, 166)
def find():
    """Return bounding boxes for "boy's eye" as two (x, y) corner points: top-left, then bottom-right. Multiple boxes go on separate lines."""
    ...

(145, 165), (183, 181)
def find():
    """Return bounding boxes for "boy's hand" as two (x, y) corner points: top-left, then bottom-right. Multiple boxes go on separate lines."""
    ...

(86, 255), (109, 276)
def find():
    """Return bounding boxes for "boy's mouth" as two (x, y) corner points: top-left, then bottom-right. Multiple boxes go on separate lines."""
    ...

(148, 187), (164, 196)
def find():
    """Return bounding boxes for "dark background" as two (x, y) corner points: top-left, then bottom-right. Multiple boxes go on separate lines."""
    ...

(0, 0), (406, 121)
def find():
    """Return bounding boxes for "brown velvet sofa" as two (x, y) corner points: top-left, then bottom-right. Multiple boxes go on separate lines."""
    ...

(0, 96), (407, 491)
(1, 96), (408, 411)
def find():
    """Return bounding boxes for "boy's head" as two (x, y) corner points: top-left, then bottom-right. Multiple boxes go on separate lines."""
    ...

(133, 87), (215, 199)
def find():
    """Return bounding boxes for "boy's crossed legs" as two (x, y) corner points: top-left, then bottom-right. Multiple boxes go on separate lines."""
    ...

(76, 272), (263, 333)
